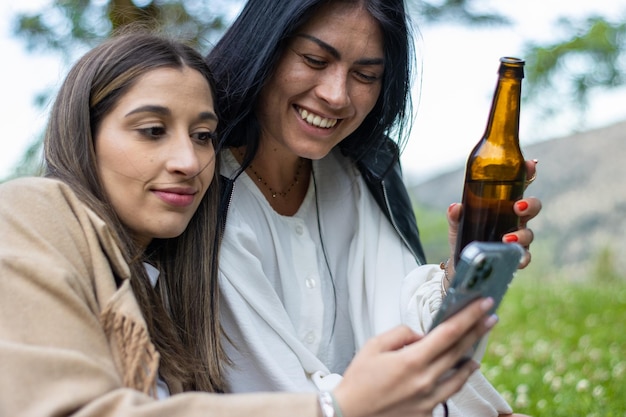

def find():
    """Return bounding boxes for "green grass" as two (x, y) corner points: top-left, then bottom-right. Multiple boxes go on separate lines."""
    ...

(411, 202), (626, 414)
(481, 279), (626, 416)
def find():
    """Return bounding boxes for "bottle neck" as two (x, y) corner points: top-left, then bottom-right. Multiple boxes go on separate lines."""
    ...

(483, 75), (522, 146)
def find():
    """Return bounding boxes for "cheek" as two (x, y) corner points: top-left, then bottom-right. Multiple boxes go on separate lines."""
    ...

(198, 150), (216, 191)
(360, 84), (382, 112)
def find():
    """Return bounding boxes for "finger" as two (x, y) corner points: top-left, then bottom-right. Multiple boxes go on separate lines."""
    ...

(514, 197), (542, 223)
(362, 325), (423, 355)
(409, 298), (494, 363)
(446, 203), (462, 267)
(446, 202), (462, 227)
(523, 159), (538, 189)
(502, 226), (534, 268)
(430, 360), (481, 405)
(518, 250), (532, 269)
(424, 312), (498, 381)
(503, 228), (534, 248)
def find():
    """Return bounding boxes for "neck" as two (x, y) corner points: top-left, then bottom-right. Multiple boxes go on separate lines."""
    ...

(233, 146), (312, 215)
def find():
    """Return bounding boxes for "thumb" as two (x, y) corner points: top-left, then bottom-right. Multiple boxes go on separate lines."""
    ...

(447, 203), (462, 261)
(362, 325), (423, 354)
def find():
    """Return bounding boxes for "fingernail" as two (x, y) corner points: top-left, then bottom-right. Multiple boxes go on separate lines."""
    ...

(532, 159), (538, 165)
(448, 203), (456, 213)
(481, 297), (494, 311)
(503, 234), (519, 243)
(516, 201), (529, 211)
(484, 314), (499, 329)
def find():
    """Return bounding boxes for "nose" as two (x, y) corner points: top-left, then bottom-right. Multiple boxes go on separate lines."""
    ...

(165, 132), (203, 177)
(315, 68), (351, 109)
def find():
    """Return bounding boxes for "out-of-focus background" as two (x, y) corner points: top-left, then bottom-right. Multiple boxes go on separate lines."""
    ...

(1, 1), (625, 414)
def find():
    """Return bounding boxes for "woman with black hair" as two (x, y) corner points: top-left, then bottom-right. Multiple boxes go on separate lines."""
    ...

(207, 0), (538, 416)
(0, 30), (501, 417)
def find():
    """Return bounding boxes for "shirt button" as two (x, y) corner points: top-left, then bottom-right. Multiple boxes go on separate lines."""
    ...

(305, 331), (316, 344)
(295, 225), (304, 235)
(305, 276), (317, 289)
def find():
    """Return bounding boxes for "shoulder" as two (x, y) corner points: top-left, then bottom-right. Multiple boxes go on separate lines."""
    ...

(0, 177), (96, 232)
(0, 176), (78, 207)
(0, 176), (91, 245)
(0, 177), (128, 290)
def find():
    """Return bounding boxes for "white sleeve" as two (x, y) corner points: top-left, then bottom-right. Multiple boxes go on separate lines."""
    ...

(400, 264), (445, 335)
(400, 265), (514, 417)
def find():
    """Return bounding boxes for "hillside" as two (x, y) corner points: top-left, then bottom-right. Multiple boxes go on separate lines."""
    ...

(410, 120), (626, 280)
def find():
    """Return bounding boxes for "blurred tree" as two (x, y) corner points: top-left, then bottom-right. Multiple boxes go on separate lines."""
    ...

(6, 0), (626, 179)
(13, 0), (229, 59)
(522, 15), (626, 125)
(6, 0), (234, 180)
(6, 0), (511, 179)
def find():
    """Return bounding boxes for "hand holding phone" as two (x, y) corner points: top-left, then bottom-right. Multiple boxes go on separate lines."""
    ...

(429, 241), (524, 367)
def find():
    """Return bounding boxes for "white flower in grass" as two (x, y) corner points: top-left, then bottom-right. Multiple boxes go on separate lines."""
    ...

(500, 391), (514, 404)
(576, 379), (590, 392)
(550, 376), (562, 392)
(578, 335), (592, 349)
(485, 366), (501, 380)
(492, 343), (508, 357)
(612, 362), (625, 378)
(536, 399), (547, 410)
(592, 369), (610, 382)
(519, 363), (533, 375)
(592, 385), (605, 398)
(501, 354), (515, 369)
(514, 393), (529, 408)
(564, 372), (577, 385)
(589, 348), (603, 362)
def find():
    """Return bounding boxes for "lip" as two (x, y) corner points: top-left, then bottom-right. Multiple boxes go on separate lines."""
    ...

(152, 187), (197, 208)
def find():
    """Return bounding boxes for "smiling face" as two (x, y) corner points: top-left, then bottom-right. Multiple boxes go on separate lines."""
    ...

(255, 2), (384, 160)
(95, 67), (218, 249)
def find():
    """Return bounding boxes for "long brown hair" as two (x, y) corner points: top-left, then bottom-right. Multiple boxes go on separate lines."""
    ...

(43, 31), (227, 392)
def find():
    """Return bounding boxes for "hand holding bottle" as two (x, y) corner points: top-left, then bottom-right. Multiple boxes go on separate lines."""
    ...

(446, 160), (541, 281)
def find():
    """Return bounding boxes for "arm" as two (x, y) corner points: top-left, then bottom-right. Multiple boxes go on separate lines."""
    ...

(0, 178), (319, 417)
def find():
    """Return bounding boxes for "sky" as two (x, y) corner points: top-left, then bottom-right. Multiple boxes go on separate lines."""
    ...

(1, 0), (626, 183)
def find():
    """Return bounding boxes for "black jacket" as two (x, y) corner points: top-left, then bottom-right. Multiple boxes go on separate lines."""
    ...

(354, 139), (426, 265)
(218, 140), (427, 265)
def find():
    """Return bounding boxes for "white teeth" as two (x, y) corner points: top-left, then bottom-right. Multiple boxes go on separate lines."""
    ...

(299, 108), (337, 129)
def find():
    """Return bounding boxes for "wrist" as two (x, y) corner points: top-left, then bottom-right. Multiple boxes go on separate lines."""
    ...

(318, 391), (345, 417)
(440, 259), (451, 297)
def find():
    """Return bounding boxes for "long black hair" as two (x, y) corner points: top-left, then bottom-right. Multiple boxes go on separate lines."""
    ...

(206, 0), (415, 168)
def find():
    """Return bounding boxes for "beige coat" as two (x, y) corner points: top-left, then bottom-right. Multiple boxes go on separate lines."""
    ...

(0, 177), (316, 417)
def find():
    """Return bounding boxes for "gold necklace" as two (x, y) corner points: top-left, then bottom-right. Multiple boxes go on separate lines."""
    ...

(237, 149), (305, 198)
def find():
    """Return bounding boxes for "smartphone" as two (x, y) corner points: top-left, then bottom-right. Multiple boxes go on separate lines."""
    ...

(429, 241), (524, 366)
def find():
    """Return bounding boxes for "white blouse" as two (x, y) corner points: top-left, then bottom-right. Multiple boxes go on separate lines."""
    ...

(144, 262), (170, 400)
(218, 149), (512, 416)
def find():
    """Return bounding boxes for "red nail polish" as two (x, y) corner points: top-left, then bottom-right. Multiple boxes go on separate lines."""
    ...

(516, 201), (528, 211)
(504, 235), (519, 243)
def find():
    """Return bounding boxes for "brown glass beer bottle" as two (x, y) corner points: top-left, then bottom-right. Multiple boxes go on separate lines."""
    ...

(454, 57), (526, 265)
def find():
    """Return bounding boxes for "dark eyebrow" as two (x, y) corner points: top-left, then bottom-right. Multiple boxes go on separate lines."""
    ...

(198, 111), (219, 123)
(125, 105), (171, 118)
(125, 105), (218, 123)
(295, 34), (384, 66)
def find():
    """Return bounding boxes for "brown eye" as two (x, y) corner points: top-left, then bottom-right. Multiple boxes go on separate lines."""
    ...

(192, 131), (218, 145)
(302, 54), (327, 68)
(139, 126), (166, 139)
